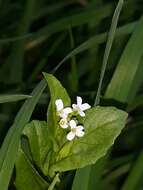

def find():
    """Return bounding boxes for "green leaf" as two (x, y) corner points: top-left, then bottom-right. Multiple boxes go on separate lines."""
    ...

(49, 106), (128, 175)
(0, 94), (32, 103)
(15, 120), (51, 190)
(43, 73), (71, 150)
(23, 121), (52, 175)
(15, 149), (48, 190)
(0, 80), (47, 190)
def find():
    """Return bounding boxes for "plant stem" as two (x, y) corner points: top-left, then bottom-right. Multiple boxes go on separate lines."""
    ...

(48, 173), (60, 190)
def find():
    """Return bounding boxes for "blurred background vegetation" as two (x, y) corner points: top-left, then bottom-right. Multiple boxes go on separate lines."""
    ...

(0, 0), (143, 189)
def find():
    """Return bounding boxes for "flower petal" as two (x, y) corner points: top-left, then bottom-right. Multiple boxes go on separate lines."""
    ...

(69, 120), (77, 128)
(60, 113), (68, 119)
(81, 103), (91, 111)
(72, 104), (78, 110)
(60, 124), (68, 129)
(67, 131), (75, 141)
(76, 130), (85, 137)
(55, 99), (63, 111)
(77, 96), (82, 106)
(76, 127), (85, 137)
(77, 125), (84, 131)
(63, 107), (73, 115)
(79, 111), (85, 117)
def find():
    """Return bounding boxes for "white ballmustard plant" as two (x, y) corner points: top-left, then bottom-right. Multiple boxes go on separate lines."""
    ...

(67, 120), (85, 141)
(72, 96), (91, 117)
(55, 99), (72, 119)
(55, 97), (91, 141)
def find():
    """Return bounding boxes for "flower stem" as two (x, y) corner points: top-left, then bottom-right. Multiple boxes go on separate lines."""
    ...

(48, 173), (60, 190)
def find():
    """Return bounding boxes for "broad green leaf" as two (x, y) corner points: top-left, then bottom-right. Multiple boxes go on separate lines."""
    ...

(22, 121), (52, 175)
(15, 120), (51, 190)
(15, 149), (49, 190)
(43, 73), (71, 150)
(0, 94), (31, 103)
(0, 80), (47, 190)
(105, 16), (143, 103)
(49, 106), (128, 175)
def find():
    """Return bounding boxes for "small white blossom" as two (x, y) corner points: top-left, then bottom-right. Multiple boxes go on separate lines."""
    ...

(55, 99), (72, 119)
(72, 96), (91, 117)
(59, 118), (69, 129)
(67, 120), (85, 141)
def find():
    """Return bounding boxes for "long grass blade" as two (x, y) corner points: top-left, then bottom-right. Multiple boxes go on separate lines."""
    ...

(69, 27), (78, 92)
(72, 167), (91, 190)
(3, 0), (36, 83)
(105, 16), (143, 103)
(0, 80), (46, 190)
(0, 95), (32, 104)
(36, 3), (113, 37)
(52, 21), (136, 73)
(121, 151), (143, 190)
(72, 1), (124, 190)
(94, 0), (124, 106)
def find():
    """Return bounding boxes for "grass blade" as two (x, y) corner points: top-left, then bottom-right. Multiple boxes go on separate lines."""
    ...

(69, 27), (78, 92)
(72, 167), (91, 190)
(52, 21), (136, 73)
(72, 1), (124, 190)
(105, 16), (143, 103)
(2, 0), (36, 83)
(121, 151), (143, 190)
(72, 158), (106, 190)
(0, 95), (32, 104)
(36, 3), (113, 37)
(28, 33), (66, 83)
(0, 80), (46, 190)
(94, 0), (124, 106)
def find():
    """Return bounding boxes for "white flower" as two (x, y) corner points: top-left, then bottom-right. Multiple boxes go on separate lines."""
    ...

(55, 99), (72, 119)
(59, 118), (69, 129)
(72, 96), (91, 117)
(67, 120), (85, 141)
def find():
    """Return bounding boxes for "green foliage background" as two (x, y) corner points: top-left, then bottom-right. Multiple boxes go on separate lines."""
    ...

(0, 0), (143, 189)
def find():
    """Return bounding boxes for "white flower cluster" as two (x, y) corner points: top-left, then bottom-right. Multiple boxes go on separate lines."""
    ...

(55, 96), (91, 141)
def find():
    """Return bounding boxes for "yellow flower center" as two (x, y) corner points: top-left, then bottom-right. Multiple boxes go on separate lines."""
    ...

(59, 119), (67, 126)
(71, 128), (76, 133)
